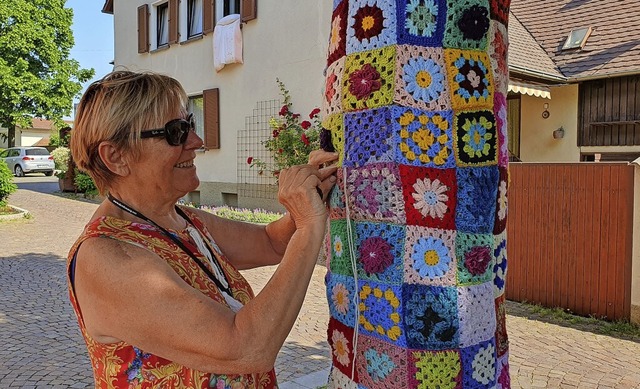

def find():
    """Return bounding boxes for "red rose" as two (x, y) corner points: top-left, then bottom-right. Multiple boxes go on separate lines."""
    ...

(301, 133), (310, 146)
(272, 129), (280, 138)
(278, 148), (284, 153)
(247, 157), (253, 164)
(279, 105), (289, 116)
(309, 108), (321, 118)
(300, 120), (311, 130)
(292, 113), (300, 119)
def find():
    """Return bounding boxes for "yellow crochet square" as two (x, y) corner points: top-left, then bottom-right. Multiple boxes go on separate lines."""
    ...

(322, 113), (346, 167)
(444, 49), (494, 111)
(341, 45), (396, 112)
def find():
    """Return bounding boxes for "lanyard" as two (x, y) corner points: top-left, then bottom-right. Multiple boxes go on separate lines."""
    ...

(107, 194), (233, 296)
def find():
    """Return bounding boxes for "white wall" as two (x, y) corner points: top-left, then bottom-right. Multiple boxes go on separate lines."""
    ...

(112, 0), (331, 185)
(519, 84), (581, 162)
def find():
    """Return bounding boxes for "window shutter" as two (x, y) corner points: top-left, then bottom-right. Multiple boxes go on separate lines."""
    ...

(168, 0), (179, 44)
(241, 0), (257, 22)
(203, 0), (215, 34)
(204, 88), (220, 149)
(137, 4), (149, 53)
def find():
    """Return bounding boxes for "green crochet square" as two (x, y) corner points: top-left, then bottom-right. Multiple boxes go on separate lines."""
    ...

(455, 231), (494, 285)
(322, 113), (346, 167)
(443, 0), (490, 51)
(329, 219), (356, 276)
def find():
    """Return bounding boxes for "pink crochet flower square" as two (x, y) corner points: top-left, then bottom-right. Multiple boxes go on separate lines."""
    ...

(345, 162), (405, 223)
(356, 334), (409, 388)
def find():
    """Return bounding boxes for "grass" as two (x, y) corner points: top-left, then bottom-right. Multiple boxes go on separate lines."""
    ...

(520, 302), (640, 339)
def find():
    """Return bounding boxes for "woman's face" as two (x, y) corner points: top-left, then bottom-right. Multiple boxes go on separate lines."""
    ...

(130, 110), (203, 200)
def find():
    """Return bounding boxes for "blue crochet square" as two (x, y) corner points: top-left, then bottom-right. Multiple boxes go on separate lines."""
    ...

(455, 166), (498, 233)
(493, 231), (507, 298)
(326, 272), (358, 328)
(358, 279), (406, 347)
(396, 0), (448, 46)
(402, 284), (459, 350)
(347, 0), (398, 54)
(329, 219), (357, 277)
(355, 221), (406, 285)
(442, 0), (490, 51)
(460, 338), (497, 388)
(392, 106), (455, 169)
(344, 107), (395, 168)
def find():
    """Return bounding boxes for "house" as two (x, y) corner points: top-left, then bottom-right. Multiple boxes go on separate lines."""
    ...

(101, 0), (331, 210)
(508, 0), (640, 162)
(0, 118), (72, 149)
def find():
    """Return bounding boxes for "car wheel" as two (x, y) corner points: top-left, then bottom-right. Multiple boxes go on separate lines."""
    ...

(45, 170), (54, 176)
(14, 165), (25, 177)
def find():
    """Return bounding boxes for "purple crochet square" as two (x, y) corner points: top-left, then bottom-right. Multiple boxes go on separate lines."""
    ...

(457, 283), (496, 347)
(358, 279), (406, 347)
(396, 0), (448, 46)
(455, 166), (499, 234)
(344, 107), (395, 168)
(402, 284), (459, 350)
(346, 163), (405, 223)
(355, 221), (406, 285)
(460, 338), (497, 388)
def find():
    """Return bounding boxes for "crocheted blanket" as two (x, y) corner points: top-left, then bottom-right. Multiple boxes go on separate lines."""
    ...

(321, 0), (510, 387)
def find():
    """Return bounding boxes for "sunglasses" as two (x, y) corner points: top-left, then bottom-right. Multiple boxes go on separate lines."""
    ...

(140, 113), (195, 146)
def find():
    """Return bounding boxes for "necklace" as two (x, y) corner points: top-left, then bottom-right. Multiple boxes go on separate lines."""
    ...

(107, 194), (234, 298)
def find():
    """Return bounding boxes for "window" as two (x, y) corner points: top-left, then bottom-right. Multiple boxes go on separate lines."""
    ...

(156, 2), (169, 47)
(507, 96), (521, 161)
(562, 27), (592, 50)
(188, 96), (205, 141)
(187, 0), (203, 38)
(203, 0), (256, 34)
(224, 0), (241, 16)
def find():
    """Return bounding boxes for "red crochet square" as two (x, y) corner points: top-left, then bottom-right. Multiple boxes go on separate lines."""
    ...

(328, 317), (359, 382)
(399, 165), (457, 230)
(327, 0), (348, 67)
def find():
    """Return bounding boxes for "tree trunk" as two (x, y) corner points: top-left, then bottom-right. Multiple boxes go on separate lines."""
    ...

(7, 124), (15, 147)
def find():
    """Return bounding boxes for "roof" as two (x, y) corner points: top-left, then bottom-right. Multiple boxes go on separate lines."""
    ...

(102, 0), (113, 14)
(510, 0), (640, 80)
(508, 12), (565, 82)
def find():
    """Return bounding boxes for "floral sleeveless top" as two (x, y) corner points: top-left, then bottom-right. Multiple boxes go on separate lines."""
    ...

(67, 207), (278, 389)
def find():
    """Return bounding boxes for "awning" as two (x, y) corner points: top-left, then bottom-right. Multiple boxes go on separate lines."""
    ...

(508, 80), (551, 99)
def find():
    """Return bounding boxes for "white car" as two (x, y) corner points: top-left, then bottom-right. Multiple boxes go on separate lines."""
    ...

(0, 147), (55, 177)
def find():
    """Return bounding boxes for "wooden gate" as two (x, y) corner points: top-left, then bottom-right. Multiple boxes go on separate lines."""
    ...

(506, 163), (634, 320)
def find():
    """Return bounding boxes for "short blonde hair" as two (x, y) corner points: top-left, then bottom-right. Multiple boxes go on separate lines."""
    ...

(71, 70), (188, 194)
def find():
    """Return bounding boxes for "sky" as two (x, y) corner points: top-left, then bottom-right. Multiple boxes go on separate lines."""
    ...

(67, 0), (115, 117)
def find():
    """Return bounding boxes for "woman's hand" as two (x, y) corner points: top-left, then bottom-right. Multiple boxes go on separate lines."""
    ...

(277, 162), (337, 230)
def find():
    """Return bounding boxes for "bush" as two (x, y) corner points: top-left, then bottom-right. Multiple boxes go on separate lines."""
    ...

(0, 160), (17, 207)
(74, 170), (98, 196)
(183, 203), (282, 224)
(51, 147), (71, 172)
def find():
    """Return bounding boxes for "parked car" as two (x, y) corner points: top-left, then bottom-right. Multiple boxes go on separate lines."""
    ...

(0, 147), (55, 177)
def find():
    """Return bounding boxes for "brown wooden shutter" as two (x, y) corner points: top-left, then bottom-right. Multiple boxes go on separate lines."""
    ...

(168, 0), (179, 44)
(203, 0), (215, 34)
(241, 0), (257, 22)
(137, 4), (149, 53)
(204, 88), (220, 149)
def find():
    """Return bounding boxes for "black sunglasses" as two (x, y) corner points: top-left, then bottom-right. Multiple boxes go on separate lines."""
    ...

(140, 113), (195, 146)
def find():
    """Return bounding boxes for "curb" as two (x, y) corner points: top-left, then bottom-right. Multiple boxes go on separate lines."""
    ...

(0, 204), (30, 221)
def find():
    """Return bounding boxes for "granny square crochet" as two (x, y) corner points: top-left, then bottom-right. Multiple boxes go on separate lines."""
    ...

(395, 45), (452, 112)
(442, 0), (490, 51)
(356, 334), (409, 387)
(347, 0), (398, 54)
(455, 231), (495, 286)
(460, 338), (497, 388)
(344, 107), (396, 168)
(342, 46), (397, 111)
(455, 166), (499, 233)
(358, 279), (406, 346)
(324, 0), (510, 387)
(329, 1), (349, 67)
(456, 283), (496, 348)
(354, 221), (406, 284)
(408, 349), (463, 388)
(328, 317), (359, 380)
(346, 162), (405, 223)
(329, 219), (356, 276)
(404, 225), (457, 286)
(393, 106), (455, 168)
(403, 284), (460, 350)
(396, 0), (448, 47)
(493, 231), (507, 298)
(444, 49), (494, 111)
(327, 272), (359, 327)
(399, 165), (457, 229)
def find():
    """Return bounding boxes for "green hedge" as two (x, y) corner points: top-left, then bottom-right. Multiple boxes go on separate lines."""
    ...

(0, 160), (17, 207)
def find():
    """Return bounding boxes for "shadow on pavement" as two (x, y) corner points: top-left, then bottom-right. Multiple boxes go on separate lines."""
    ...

(506, 300), (640, 344)
(276, 339), (330, 384)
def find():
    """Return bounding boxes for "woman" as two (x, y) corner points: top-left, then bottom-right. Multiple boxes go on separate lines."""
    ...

(68, 70), (337, 388)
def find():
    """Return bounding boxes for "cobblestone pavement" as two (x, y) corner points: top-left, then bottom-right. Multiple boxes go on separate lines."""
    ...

(1, 181), (640, 388)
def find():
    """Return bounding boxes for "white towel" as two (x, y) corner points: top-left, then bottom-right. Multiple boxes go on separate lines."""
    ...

(213, 14), (243, 72)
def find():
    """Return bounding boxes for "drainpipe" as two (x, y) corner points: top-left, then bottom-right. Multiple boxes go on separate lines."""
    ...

(630, 158), (640, 324)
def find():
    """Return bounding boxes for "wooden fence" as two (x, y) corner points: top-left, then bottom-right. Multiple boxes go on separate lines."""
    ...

(506, 163), (634, 321)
